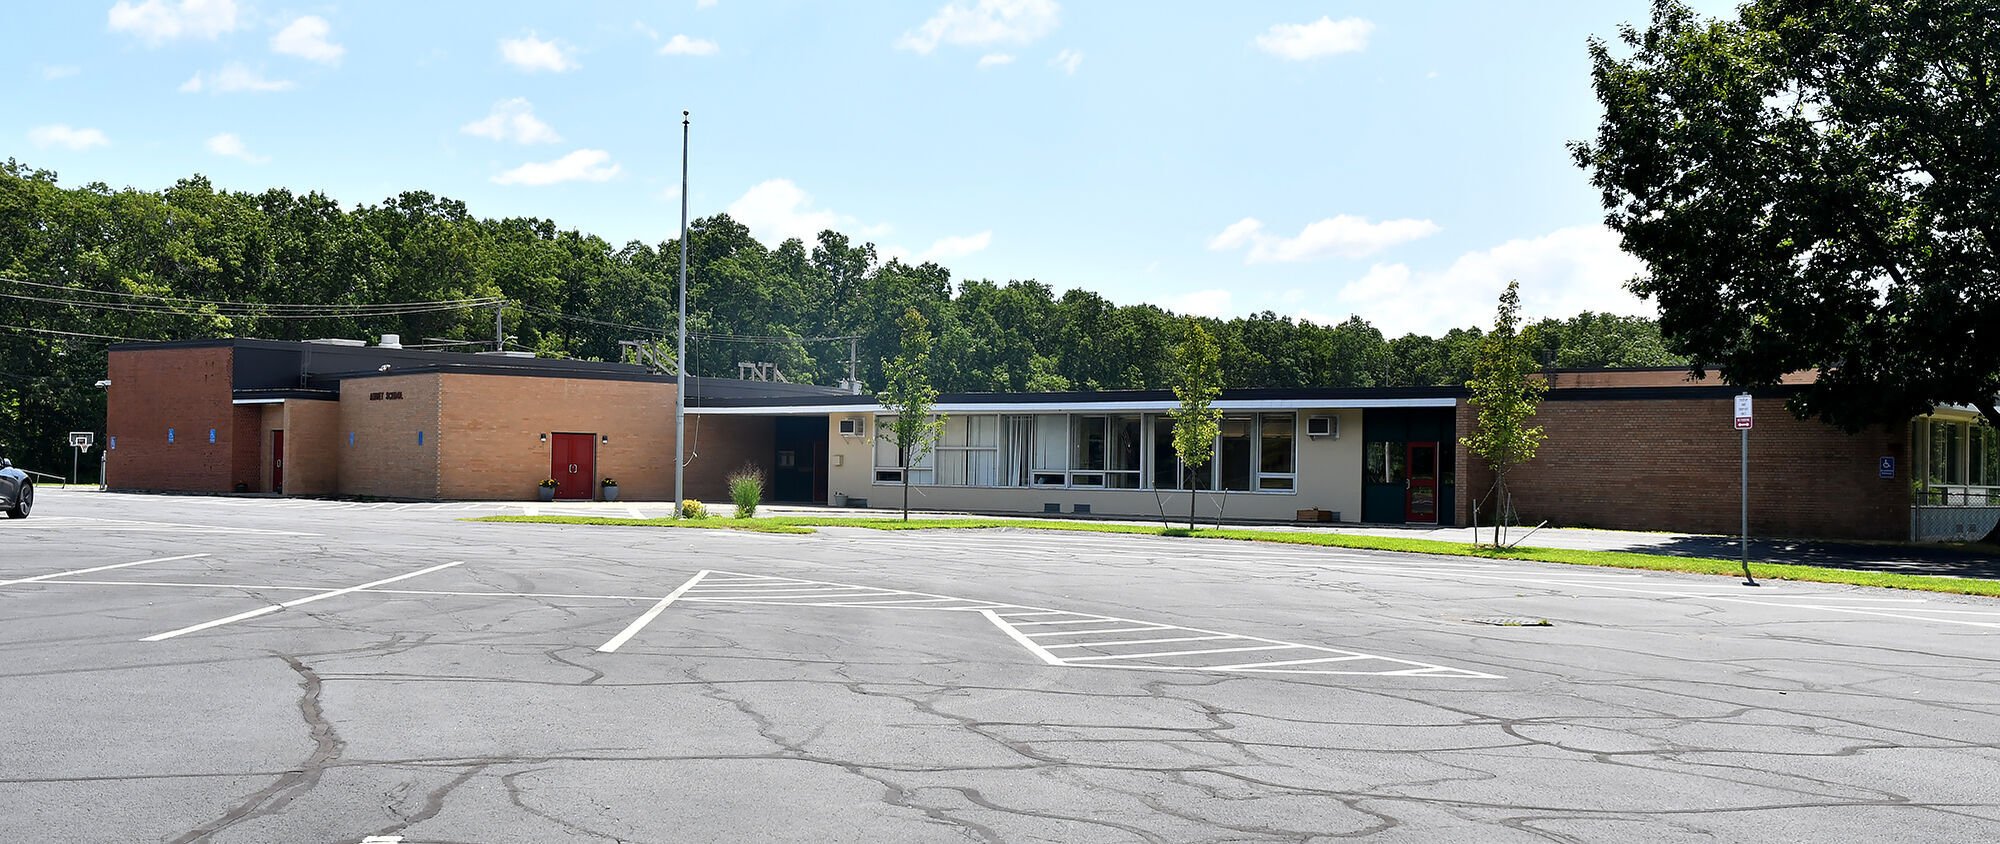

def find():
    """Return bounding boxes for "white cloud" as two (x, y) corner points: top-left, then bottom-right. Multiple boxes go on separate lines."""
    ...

(107, 0), (237, 45)
(461, 98), (561, 145)
(28, 125), (110, 151)
(726, 179), (875, 246)
(1328, 225), (1650, 336)
(922, 231), (993, 261)
(632, 20), (660, 41)
(40, 65), (81, 80)
(977, 52), (1014, 68)
(1049, 48), (1082, 75)
(898, 0), (1060, 55)
(492, 149), (620, 186)
(499, 33), (577, 73)
(1209, 215), (1439, 263)
(1207, 217), (1263, 251)
(658, 34), (719, 56)
(270, 15), (343, 64)
(1162, 289), (1234, 318)
(179, 63), (295, 94)
(1254, 16), (1373, 60)
(205, 132), (269, 163)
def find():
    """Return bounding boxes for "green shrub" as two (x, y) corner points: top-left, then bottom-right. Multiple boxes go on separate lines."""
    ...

(728, 465), (764, 518)
(679, 499), (708, 519)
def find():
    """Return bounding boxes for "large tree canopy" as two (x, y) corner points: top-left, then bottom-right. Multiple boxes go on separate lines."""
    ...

(0, 158), (1687, 473)
(1572, 0), (2000, 431)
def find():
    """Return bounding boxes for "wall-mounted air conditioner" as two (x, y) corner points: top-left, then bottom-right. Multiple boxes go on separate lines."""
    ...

(839, 417), (864, 437)
(1306, 415), (1337, 439)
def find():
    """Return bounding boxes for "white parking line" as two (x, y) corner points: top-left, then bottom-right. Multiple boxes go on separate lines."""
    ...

(1043, 634), (1236, 649)
(1297, 562), (2000, 630)
(142, 561), (465, 642)
(1067, 644), (1300, 662)
(0, 554), (209, 586)
(596, 570), (712, 653)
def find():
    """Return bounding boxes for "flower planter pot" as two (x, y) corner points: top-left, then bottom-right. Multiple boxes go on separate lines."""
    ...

(537, 487), (556, 502)
(601, 486), (620, 502)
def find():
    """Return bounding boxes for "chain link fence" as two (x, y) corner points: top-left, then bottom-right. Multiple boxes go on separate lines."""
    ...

(1911, 488), (2000, 543)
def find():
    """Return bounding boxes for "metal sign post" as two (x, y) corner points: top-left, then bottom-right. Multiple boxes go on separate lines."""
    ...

(1732, 395), (1758, 586)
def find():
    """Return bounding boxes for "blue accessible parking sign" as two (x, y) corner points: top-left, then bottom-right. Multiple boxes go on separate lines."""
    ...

(1879, 456), (1896, 478)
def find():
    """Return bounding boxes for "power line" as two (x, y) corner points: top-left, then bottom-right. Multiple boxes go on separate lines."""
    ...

(0, 323), (146, 342)
(0, 291), (496, 319)
(0, 276), (502, 312)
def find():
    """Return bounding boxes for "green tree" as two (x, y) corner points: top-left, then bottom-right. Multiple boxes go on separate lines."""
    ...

(1461, 281), (1549, 547)
(1572, 0), (2000, 429)
(877, 308), (946, 522)
(1168, 320), (1222, 530)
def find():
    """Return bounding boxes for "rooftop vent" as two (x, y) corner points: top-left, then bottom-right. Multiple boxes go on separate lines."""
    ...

(378, 333), (402, 349)
(475, 350), (538, 359)
(305, 338), (366, 347)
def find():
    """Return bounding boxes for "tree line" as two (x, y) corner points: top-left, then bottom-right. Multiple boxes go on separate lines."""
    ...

(0, 158), (1682, 472)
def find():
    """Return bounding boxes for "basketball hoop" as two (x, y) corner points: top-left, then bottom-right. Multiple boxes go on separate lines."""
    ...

(69, 431), (94, 452)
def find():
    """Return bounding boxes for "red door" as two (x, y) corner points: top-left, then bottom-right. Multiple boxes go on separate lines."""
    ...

(272, 430), (285, 494)
(551, 433), (596, 500)
(1406, 441), (1438, 524)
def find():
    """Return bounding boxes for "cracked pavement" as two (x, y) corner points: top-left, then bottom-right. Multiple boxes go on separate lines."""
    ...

(3, 491), (1999, 842)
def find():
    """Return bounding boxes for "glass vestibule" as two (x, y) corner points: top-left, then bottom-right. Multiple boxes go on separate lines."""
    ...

(1918, 417), (2000, 504)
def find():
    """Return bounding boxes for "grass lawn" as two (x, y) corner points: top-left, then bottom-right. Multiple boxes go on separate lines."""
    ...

(469, 514), (2000, 599)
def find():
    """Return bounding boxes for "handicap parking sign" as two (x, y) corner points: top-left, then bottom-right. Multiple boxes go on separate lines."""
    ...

(1879, 456), (1895, 478)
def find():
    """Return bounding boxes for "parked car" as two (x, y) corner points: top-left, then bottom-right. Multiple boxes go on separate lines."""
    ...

(1, 458), (31, 519)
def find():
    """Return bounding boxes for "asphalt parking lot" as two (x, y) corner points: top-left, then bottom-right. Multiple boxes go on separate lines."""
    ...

(6, 491), (2000, 843)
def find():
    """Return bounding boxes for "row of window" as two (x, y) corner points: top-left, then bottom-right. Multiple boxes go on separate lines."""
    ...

(874, 413), (1300, 493)
(1925, 419), (2000, 487)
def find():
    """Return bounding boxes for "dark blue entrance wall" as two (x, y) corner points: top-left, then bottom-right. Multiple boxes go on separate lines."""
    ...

(1359, 408), (1458, 524)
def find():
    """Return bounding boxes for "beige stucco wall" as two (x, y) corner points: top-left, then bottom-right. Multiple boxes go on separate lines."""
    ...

(826, 408), (1366, 523)
(337, 373), (443, 499)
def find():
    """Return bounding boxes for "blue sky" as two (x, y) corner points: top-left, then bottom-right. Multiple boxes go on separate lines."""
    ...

(9, 0), (1737, 337)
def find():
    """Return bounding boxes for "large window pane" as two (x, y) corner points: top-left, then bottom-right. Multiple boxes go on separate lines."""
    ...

(1219, 415), (1253, 491)
(1260, 413), (1295, 481)
(1033, 415), (1066, 471)
(1365, 441), (1406, 484)
(1109, 415), (1142, 471)
(1947, 423), (1965, 485)
(875, 416), (900, 467)
(1151, 416), (1179, 489)
(968, 415), (998, 448)
(1071, 415), (1107, 470)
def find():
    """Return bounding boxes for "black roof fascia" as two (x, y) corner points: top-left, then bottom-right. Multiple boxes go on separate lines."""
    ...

(230, 387), (337, 401)
(690, 384), (1468, 409)
(1542, 384), (1808, 402)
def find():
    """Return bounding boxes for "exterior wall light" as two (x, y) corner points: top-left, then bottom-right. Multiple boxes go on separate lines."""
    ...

(540, 433), (548, 443)
(601, 435), (609, 444)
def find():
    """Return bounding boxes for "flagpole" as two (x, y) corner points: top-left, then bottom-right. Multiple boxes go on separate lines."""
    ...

(674, 110), (689, 516)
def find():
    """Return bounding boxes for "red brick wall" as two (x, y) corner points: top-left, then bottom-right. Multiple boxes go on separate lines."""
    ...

(1459, 394), (1909, 540)
(105, 346), (237, 493)
(230, 404), (261, 492)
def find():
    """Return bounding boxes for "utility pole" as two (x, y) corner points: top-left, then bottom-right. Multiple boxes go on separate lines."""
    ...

(494, 302), (505, 352)
(848, 337), (859, 394)
(674, 111), (690, 515)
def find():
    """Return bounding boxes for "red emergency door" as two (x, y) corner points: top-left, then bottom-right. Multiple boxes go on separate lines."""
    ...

(551, 433), (596, 500)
